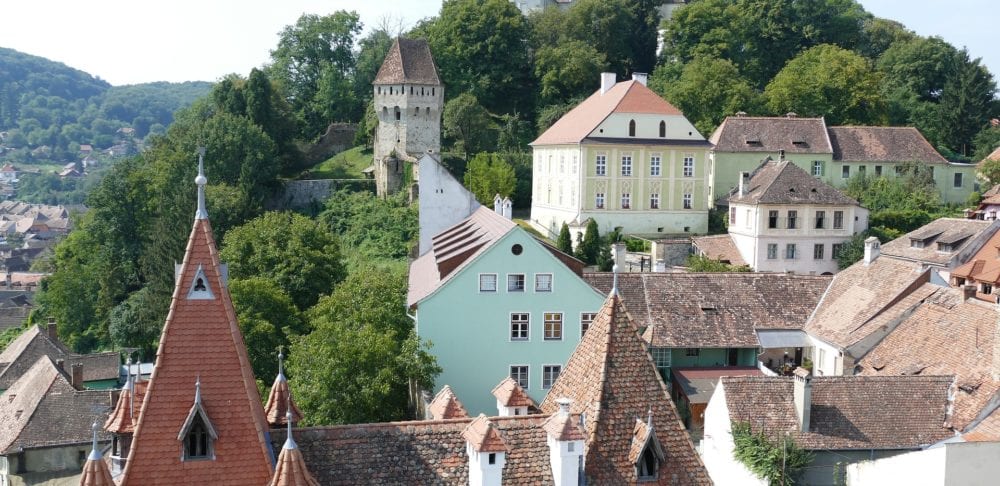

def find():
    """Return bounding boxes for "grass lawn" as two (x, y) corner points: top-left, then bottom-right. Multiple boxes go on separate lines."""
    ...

(304, 146), (372, 179)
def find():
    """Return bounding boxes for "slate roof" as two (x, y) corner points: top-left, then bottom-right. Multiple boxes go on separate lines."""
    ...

(828, 126), (949, 164)
(427, 385), (469, 420)
(373, 38), (441, 85)
(120, 214), (274, 483)
(729, 159), (860, 206)
(584, 272), (830, 348)
(408, 207), (516, 306)
(721, 374), (953, 450)
(0, 357), (112, 454)
(691, 234), (746, 266)
(268, 416), (555, 485)
(709, 116), (832, 154)
(539, 292), (711, 484)
(269, 426), (320, 486)
(856, 287), (1000, 431)
(0, 325), (119, 389)
(532, 80), (684, 145)
(879, 218), (994, 266)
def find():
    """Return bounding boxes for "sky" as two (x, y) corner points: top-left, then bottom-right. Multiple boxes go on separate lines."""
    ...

(0, 0), (996, 86)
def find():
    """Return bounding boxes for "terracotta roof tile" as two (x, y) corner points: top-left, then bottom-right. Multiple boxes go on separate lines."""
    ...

(269, 426), (320, 486)
(463, 414), (508, 453)
(374, 38), (441, 85)
(104, 379), (147, 434)
(428, 385), (469, 420)
(264, 364), (302, 427)
(691, 234), (746, 266)
(829, 126), (949, 164)
(539, 293), (711, 484)
(120, 217), (274, 485)
(490, 377), (535, 408)
(722, 374), (954, 449)
(879, 218), (994, 266)
(0, 325), (119, 389)
(709, 116), (832, 154)
(857, 289), (1000, 431)
(541, 406), (585, 442)
(532, 81), (683, 145)
(729, 159), (860, 206)
(584, 272), (830, 347)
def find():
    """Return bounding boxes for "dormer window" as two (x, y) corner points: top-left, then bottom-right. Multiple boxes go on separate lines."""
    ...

(193, 278), (206, 292)
(186, 265), (214, 300)
(638, 445), (660, 480)
(184, 414), (212, 459)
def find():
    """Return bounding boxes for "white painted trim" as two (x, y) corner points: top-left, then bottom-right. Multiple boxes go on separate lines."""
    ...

(534, 273), (554, 293)
(505, 273), (526, 293)
(509, 364), (530, 391)
(541, 363), (562, 390)
(508, 312), (530, 342)
(478, 273), (498, 293)
(543, 312), (564, 341)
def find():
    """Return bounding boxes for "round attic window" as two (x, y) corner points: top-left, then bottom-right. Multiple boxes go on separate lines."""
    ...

(511, 244), (523, 255)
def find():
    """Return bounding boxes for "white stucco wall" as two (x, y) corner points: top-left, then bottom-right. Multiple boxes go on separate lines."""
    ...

(418, 154), (480, 255)
(591, 113), (704, 140)
(702, 384), (768, 486)
(809, 337), (845, 376)
(847, 441), (1000, 486)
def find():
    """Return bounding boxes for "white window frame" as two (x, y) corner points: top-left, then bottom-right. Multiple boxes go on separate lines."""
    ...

(534, 273), (553, 292)
(595, 154), (607, 176)
(479, 273), (497, 292)
(650, 193), (660, 209)
(954, 172), (964, 188)
(682, 155), (694, 177)
(510, 313), (529, 341)
(544, 312), (563, 341)
(651, 347), (671, 368)
(621, 193), (631, 209)
(785, 244), (797, 260)
(580, 312), (597, 337)
(812, 160), (823, 176)
(767, 244), (778, 260)
(510, 365), (529, 389)
(842, 165), (850, 179)
(833, 210), (844, 229)
(595, 192), (605, 209)
(621, 154), (633, 177)
(542, 364), (562, 389)
(650, 155), (661, 176)
(813, 243), (824, 260)
(507, 273), (525, 292)
(682, 193), (693, 210)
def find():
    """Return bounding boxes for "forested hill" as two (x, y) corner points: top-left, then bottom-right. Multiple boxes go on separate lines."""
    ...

(0, 47), (211, 161)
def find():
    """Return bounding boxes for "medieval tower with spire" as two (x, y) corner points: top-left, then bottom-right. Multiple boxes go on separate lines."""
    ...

(372, 38), (443, 196)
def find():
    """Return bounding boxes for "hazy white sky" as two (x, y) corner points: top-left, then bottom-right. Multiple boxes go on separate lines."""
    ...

(0, 0), (996, 86)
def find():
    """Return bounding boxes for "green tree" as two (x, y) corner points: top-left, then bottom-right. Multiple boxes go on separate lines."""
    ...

(220, 211), (346, 310)
(656, 57), (760, 135)
(288, 265), (440, 425)
(935, 50), (998, 155)
(427, 0), (534, 115)
(463, 153), (516, 205)
(686, 254), (750, 272)
(443, 93), (496, 159)
(534, 40), (608, 107)
(108, 287), (166, 360)
(765, 44), (885, 125)
(978, 158), (1000, 187)
(320, 190), (418, 263)
(577, 219), (600, 265)
(556, 223), (573, 254)
(229, 277), (306, 383)
(731, 421), (813, 485)
(353, 29), (395, 111)
(563, 0), (639, 78)
(972, 126), (1000, 162)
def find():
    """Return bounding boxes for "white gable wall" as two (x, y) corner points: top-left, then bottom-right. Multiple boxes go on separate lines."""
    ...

(702, 383), (767, 486)
(418, 154), (481, 255)
(591, 113), (704, 140)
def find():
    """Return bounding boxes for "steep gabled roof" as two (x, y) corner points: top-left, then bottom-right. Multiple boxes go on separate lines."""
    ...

(121, 176), (274, 483)
(0, 325), (119, 389)
(729, 159), (860, 206)
(463, 414), (508, 453)
(491, 377), (536, 409)
(104, 379), (147, 434)
(81, 422), (115, 486)
(879, 218), (994, 266)
(0, 357), (112, 454)
(722, 374), (953, 449)
(373, 38), (441, 85)
(428, 385), (469, 420)
(269, 423), (320, 486)
(539, 292), (710, 484)
(829, 126), (949, 164)
(709, 116), (832, 154)
(532, 80), (684, 145)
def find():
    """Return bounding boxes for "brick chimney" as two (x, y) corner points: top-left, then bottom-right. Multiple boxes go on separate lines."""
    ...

(863, 237), (881, 266)
(600, 72), (616, 95)
(71, 363), (84, 390)
(793, 367), (812, 432)
(47, 317), (58, 341)
(55, 359), (65, 372)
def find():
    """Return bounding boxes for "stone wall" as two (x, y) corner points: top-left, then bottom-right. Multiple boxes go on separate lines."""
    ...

(304, 123), (358, 164)
(268, 179), (375, 210)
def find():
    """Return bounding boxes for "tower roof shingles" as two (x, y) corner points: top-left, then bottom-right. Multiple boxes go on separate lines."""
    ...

(373, 38), (441, 85)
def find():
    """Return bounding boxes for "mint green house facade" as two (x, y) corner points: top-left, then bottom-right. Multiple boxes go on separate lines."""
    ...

(408, 207), (605, 415)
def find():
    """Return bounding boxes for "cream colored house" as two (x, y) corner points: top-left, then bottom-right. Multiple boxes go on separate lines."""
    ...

(529, 73), (712, 239)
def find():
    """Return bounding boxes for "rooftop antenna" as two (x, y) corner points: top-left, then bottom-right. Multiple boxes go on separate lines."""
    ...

(195, 147), (208, 220)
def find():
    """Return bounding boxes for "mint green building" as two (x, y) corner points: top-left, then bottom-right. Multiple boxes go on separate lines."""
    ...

(709, 116), (977, 205)
(408, 207), (605, 415)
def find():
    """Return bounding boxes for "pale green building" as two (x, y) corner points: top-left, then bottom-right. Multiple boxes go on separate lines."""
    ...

(408, 206), (605, 415)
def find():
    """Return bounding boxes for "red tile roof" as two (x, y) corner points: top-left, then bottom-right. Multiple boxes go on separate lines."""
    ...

(269, 424), (320, 486)
(373, 37), (441, 85)
(104, 379), (147, 434)
(264, 363), (302, 427)
(463, 414), (508, 453)
(828, 126), (949, 164)
(709, 116), (832, 154)
(729, 159), (859, 206)
(120, 217), (274, 485)
(532, 80), (683, 145)
(539, 292), (711, 484)
(428, 385), (469, 420)
(491, 377), (536, 408)
(541, 409), (586, 442)
(691, 234), (746, 266)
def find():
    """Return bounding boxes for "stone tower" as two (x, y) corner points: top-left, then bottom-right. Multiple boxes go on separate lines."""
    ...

(372, 38), (443, 196)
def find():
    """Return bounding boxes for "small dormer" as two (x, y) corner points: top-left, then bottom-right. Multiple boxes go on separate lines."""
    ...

(935, 232), (971, 253)
(186, 265), (215, 300)
(909, 230), (943, 249)
(630, 411), (665, 482)
(178, 379), (218, 461)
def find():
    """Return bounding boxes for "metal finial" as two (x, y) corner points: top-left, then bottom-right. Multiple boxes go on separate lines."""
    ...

(195, 147), (208, 220)
(647, 407), (653, 429)
(284, 411), (297, 450)
(88, 420), (101, 461)
(277, 347), (286, 381)
(194, 375), (202, 405)
(611, 264), (619, 297)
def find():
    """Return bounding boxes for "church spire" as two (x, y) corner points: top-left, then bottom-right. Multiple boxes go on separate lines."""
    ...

(195, 146), (208, 220)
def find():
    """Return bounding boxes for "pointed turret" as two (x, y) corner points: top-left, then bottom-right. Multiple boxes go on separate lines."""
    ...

(104, 357), (146, 474)
(264, 350), (303, 427)
(120, 151), (274, 485)
(268, 412), (320, 486)
(426, 384), (468, 420)
(79, 422), (114, 486)
(539, 292), (710, 484)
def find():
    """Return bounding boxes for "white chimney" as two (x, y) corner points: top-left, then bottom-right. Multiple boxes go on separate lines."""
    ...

(631, 72), (648, 86)
(863, 237), (880, 265)
(493, 377), (530, 417)
(600, 72), (617, 94)
(493, 194), (503, 214)
(543, 398), (585, 486)
(793, 367), (812, 432)
(738, 171), (750, 196)
(464, 415), (507, 486)
(502, 197), (513, 220)
(612, 241), (627, 270)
